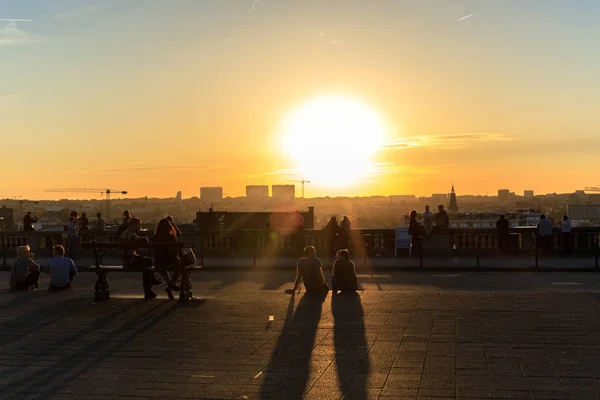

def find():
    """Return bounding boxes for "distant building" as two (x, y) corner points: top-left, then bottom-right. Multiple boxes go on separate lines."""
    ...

(448, 185), (459, 213)
(0, 206), (14, 232)
(431, 193), (448, 206)
(200, 187), (223, 203)
(568, 204), (600, 222)
(498, 189), (510, 202)
(390, 195), (417, 204)
(176, 191), (182, 203)
(524, 190), (534, 198)
(195, 207), (315, 230)
(246, 185), (269, 198)
(272, 185), (295, 200)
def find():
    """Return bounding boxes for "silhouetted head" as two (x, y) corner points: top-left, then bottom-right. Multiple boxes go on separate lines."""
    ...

(155, 218), (176, 238)
(82, 213), (86, 218)
(129, 217), (142, 233)
(438, 205), (444, 211)
(304, 246), (316, 258)
(336, 249), (350, 260)
(26, 212), (31, 217)
(123, 210), (131, 220)
(425, 205), (430, 212)
(500, 215), (505, 220)
(563, 215), (569, 221)
(410, 210), (417, 219)
(330, 216), (337, 223)
(96, 212), (101, 218)
(17, 245), (31, 258)
(540, 214), (546, 220)
(343, 216), (349, 221)
(70, 211), (78, 218)
(53, 245), (65, 257)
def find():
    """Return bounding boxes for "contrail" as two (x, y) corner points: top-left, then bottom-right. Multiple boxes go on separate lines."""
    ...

(458, 13), (475, 21)
(0, 18), (34, 22)
(247, 0), (260, 15)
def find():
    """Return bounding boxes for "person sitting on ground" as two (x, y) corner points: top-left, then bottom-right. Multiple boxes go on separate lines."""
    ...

(150, 218), (181, 300)
(120, 217), (162, 299)
(332, 249), (358, 293)
(286, 246), (329, 294)
(9, 245), (40, 290)
(45, 245), (78, 290)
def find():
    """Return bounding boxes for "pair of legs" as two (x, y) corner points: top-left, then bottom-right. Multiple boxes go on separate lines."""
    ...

(332, 276), (357, 292)
(411, 235), (420, 257)
(15, 270), (40, 290)
(498, 234), (509, 254)
(129, 255), (161, 298)
(49, 271), (77, 291)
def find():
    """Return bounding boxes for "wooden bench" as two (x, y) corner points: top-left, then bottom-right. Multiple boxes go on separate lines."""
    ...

(82, 240), (203, 302)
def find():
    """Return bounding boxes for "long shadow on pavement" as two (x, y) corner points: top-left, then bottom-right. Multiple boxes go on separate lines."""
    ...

(260, 291), (328, 399)
(332, 292), (369, 399)
(0, 299), (176, 399)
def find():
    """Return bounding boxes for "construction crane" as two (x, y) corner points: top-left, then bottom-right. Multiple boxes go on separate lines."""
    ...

(291, 180), (311, 198)
(44, 188), (128, 220)
(585, 187), (600, 192)
(0, 197), (39, 214)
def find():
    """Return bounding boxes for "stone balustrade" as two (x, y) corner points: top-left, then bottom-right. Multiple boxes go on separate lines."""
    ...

(2, 227), (599, 266)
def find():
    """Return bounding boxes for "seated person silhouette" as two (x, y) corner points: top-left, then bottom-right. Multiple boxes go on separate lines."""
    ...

(9, 245), (40, 291)
(332, 249), (358, 293)
(45, 245), (78, 290)
(286, 246), (329, 294)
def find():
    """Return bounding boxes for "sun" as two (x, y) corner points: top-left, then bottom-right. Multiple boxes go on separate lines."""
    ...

(280, 95), (388, 188)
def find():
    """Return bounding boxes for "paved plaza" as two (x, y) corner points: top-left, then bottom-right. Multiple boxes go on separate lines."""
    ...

(1, 270), (600, 399)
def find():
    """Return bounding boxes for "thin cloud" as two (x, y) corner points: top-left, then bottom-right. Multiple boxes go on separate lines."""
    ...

(385, 133), (514, 150)
(82, 165), (221, 174)
(232, 168), (299, 179)
(459, 13), (475, 21)
(0, 18), (34, 22)
(370, 162), (459, 177)
(52, 5), (107, 19)
(0, 20), (42, 45)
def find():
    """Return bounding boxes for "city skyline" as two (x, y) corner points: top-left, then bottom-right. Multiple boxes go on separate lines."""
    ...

(2, 0), (600, 199)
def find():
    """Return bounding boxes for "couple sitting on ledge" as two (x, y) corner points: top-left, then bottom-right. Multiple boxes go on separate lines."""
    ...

(286, 246), (358, 294)
(9, 245), (78, 291)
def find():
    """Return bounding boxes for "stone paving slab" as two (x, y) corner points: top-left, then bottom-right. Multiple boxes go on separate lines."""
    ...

(0, 271), (600, 399)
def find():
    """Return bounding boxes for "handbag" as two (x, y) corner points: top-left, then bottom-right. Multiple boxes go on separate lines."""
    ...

(179, 247), (197, 268)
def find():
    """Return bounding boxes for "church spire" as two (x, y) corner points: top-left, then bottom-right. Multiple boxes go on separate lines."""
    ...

(449, 184), (458, 213)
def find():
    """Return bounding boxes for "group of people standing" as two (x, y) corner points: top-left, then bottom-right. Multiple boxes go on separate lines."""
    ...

(322, 216), (352, 257)
(408, 205), (450, 256)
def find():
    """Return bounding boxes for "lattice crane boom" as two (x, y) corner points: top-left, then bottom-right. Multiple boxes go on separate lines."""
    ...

(44, 188), (128, 219)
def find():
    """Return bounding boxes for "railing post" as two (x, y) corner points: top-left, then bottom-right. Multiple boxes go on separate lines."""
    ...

(595, 233), (598, 269)
(2, 237), (6, 267)
(199, 231), (205, 267)
(476, 235), (480, 269)
(419, 236), (423, 268)
(535, 234), (539, 269)
(253, 234), (257, 267)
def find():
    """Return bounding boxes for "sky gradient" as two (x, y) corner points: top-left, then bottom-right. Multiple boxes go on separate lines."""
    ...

(1, 0), (600, 200)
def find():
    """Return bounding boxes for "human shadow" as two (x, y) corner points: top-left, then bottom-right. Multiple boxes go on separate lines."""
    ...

(332, 291), (368, 399)
(259, 291), (327, 399)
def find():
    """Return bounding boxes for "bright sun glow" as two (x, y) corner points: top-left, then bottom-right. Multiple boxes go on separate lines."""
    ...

(281, 95), (388, 188)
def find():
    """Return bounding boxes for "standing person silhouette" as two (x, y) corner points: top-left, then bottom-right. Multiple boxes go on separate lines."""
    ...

(408, 210), (421, 257)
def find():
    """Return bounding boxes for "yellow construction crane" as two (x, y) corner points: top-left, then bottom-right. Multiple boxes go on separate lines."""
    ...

(44, 188), (128, 220)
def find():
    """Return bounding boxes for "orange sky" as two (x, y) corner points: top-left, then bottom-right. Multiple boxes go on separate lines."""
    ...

(2, 1), (600, 200)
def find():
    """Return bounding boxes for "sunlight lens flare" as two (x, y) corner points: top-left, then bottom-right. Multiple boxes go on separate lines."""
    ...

(281, 96), (388, 188)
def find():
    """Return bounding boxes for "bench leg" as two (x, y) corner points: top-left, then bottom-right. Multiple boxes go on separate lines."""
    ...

(94, 269), (110, 301)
